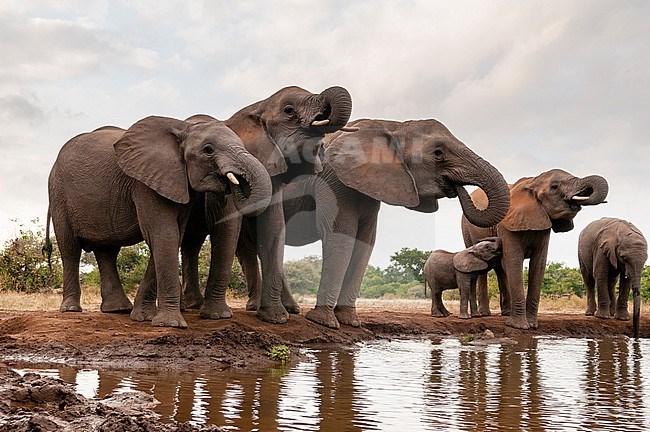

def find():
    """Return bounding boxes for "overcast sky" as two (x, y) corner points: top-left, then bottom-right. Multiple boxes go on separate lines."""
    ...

(1, 0), (648, 268)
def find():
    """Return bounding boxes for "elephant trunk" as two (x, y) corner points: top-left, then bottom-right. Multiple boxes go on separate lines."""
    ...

(309, 86), (353, 134)
(453, 156), (511, 228)
(632, 275), (641, 338)
(223, 150), (273, 217)
(573, 175), (609, 206)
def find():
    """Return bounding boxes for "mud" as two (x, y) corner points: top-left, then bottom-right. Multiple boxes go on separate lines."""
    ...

(0, 307), (647, 430)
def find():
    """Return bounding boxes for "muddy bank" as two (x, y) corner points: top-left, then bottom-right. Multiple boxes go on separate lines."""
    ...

(0, 308), (647, 373)
(0, 365), (223, 431)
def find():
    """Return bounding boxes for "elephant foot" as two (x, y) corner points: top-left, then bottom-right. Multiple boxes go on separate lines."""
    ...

(152, 310), (188, 328)
(471, 311), (482, 318)
(615, 310), (630, 321)
(100, 296), (134, 314)
(130, 303), (156, 322)
(478, 308), (491, 317)
(527, 313), (539, 330)
(257, 301), (288, 324)
(585, 308), (595, 316)
(505, 315), (530, 330)
(305, 306), (339, 329)
(459, 312), (471, 319)
(60, 298), (82, 313)
(334, 305), (360, 327)
(500, 309), (511, 316)
(594, 309), (611, 319)
(246, 296), (260, 311)
(181, 292), (204, 311)
(199, 300), (233, 320)
(282, 296), (301, 315)
(431, 308), (450, 318)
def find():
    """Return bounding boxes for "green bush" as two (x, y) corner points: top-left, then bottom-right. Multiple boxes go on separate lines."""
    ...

(283, 255), (322, 295)
(0, 220), (62, 292)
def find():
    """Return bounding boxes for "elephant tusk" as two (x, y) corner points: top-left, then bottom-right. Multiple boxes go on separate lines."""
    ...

(226, 172), (240, 186)
(312, 119), (330, 126)
(571, 196), (590, 201)
(340, 126), (359, 132)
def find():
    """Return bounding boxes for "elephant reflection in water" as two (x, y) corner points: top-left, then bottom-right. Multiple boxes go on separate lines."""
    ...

(423, 339), (544, 430)
(581, 339), (644, 430)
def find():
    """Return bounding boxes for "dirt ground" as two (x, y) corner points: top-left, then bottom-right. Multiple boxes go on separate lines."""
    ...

(1, 304), (647, 431)
(1, 305), (646, 372)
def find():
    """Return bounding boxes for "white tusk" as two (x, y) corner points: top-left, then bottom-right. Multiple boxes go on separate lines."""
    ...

(571, 196), (590, 201)
(340, 126), (359, 132)
(312, 119), (330, 126)
(226, 172), (240, 186)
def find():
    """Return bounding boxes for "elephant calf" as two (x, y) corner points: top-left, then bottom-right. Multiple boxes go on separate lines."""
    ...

(578, 217), (648, 337)
(423, 237), (502, 319)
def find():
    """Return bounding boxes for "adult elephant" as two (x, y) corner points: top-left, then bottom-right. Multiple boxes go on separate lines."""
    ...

(179, 86), (353, 324)
(462, 169), (609, 330)
(46, 116), (272, 328)
(237, 118), (511, 328)
(578, 217), (647, 337)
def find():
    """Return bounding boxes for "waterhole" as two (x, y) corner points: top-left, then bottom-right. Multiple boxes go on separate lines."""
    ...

(12, 337), (650, 431)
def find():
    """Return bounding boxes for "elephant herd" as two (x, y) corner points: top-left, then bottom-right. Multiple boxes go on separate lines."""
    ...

(45, 85), (647, 336)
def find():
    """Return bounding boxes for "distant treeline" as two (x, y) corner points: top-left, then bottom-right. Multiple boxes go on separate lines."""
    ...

(2, 221), (649, 301)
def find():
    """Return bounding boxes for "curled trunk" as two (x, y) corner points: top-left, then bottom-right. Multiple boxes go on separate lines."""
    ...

(633, 281), (641, 338)
(454, 157), (511, 228)
(227, 151), (273, 217)
(574, 175), (609, 205)
(313, 86), (353, 134)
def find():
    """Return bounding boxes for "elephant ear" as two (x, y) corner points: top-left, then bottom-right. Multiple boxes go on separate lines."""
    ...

(227, 103), (288, 177)
(114, 116), (190, 204)
(453, 249), (489, 273)
(599, 236), (619, 269)
(324, 120), (419, 207)
(500, 178), (552, 232)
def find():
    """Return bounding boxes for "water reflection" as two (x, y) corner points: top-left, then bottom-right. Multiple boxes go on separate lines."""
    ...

(11, 337), (650, 431)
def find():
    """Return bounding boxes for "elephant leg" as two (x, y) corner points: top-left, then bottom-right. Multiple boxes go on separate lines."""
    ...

(502, 243), (529, 329)
(594, 272), (613, 319)
(335, 212), (378, 327)
(281, 275), (301, 314)
(457, 274), (472, 319)
(256, 186), (290, 324)
(615, 275), (631, 321)
(236, 221), (262, 311)
(583, 270), (596, 316)
(135, 191), (187, 328)
(469, 276), (480, 318)
(94, 246), (133, 313)
(131, 256), (157, 322)
(476, 273), (491, 316)
(180, 230), (206, 311)
(496, 264), (510, 316)
(525, 245), (548, 330)
(200, 202), (243, 320)
(608, 274), (618, 317)
(55, 219), (83, 313)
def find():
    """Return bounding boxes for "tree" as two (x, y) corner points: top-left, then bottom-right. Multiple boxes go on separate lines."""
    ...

(283, 255), (322, 295)
(0, 219), (62, 292)
(542, 262), (584, 297)
(388, 247), (431, 283)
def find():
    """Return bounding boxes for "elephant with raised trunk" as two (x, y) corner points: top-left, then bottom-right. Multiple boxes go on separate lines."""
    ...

(423, 237), (502, 319)
(237, 118), (511, 329)
(46, 116), (272, 328)
(462, 169), (609, 330)
(578, 217), (647, 337)
(179, 86), (353, 324)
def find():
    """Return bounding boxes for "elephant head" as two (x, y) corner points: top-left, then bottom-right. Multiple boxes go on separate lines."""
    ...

(323, 119), (511, 228)
(114, 116), (272, 216)
(501, 169), (609, 233)
(225, 86), (353, 178)
(454, 237), (502, 273)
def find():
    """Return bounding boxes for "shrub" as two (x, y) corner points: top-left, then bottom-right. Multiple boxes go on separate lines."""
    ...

(0, 220), (62, 292)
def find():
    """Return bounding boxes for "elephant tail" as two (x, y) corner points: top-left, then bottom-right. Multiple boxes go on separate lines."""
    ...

(423, 278), (428, 299)
(42, 207), (53, 271)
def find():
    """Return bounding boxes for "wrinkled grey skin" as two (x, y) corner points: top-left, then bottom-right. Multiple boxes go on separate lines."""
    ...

(462, 169), (609, 330)
(423, 237), (502, 319)
(578, 217), (647, 337)
(237, 118), (512, 329)
(46, 116), (271, 328)
(180, 86), (353, 324)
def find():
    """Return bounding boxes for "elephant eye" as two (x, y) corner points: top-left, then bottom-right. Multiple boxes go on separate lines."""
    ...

(202, 144), (215, 155)
(433, 148), (445, 161)
(283, 105), (295, 116)
(550, 183), (559, 190)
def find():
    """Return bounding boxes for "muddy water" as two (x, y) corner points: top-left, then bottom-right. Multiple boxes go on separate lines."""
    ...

(12, 337), (650, 431)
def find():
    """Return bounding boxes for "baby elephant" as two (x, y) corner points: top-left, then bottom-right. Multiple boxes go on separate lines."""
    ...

(578, 217), (648, 337)
(423, 237), (502, 319)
